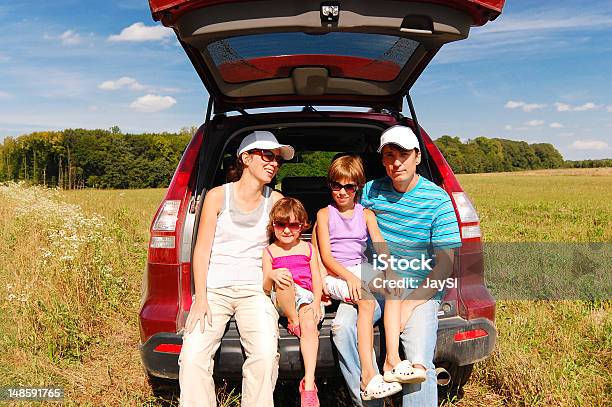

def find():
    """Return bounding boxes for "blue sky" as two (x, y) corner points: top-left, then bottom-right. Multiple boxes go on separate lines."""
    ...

(0, 0), (610, 160)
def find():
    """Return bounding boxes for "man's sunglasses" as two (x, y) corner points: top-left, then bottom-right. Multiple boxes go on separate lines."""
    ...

(328, 181), (358, 194)
(249, 149), (284, 164)
(273, 222), (303, 232)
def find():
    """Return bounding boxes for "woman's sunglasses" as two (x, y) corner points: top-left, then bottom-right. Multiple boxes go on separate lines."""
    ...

(249, 149), (284, 165)
(328, 181), (358, 194)
(273, 222), (303, 232)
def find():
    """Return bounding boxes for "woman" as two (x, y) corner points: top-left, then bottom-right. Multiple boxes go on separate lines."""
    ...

(178, 130), (294, 407)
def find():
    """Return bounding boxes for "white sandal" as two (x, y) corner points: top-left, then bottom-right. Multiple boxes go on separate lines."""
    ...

(383, 360), (427, 384)
(360, 374), (402, 400)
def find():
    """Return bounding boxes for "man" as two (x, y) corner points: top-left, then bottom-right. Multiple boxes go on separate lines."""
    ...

(332, 125), (461, 406)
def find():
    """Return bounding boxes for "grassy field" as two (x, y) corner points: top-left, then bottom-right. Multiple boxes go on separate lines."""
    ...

(0, 168), (610, 406)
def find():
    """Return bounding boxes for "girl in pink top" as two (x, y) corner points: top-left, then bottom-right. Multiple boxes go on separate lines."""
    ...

(263, 197), (323, 407)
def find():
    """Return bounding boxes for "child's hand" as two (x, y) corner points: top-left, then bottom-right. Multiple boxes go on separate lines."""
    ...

(271, 267), (293, 289)
(385, 270), (404, 299)
(346, 273), (363, 302)
(321, 283), (332, 306)
(311, 301), (323, 323)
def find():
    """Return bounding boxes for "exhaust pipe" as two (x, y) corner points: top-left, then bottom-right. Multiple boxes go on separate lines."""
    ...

(435, 367), (451, 386)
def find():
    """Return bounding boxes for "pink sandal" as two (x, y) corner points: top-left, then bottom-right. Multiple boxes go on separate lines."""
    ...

(287, 323), (301, 338)
(299, 378), (319, 407)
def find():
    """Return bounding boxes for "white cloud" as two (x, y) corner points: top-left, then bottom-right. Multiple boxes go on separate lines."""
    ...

(0, 90), (10, 99)
(574, 102), (600, 111)
(522, 103), (546, 112)
(98, 76), (146, 91)
(504, 100), (546, 112)
(555, 102), (571, 112)
(505, 100), (523, 109)
(108, 22), (173, 42)
(504, 124), (513, 130)
(555, 101), (601, 112)
(525, 120), (544, 126)
(570, 140), (609, 150)
(59, 30), (82, 45)
(129, 94), (176, 112)
(549, 122), (564, 129)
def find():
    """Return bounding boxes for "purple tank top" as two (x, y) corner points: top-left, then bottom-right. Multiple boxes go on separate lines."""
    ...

(266, 243), (313, 292)
(328, 203), (368, 267)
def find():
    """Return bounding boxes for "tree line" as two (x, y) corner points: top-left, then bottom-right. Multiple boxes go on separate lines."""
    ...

(0, 127), (194, 189)
(0, 129), (609, 189)
(435, 136), (610, 173)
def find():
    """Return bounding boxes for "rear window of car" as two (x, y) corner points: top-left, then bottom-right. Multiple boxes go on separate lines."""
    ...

(206, 32), (420, 84)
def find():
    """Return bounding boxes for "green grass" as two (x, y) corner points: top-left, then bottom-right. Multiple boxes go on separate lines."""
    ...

(0, 168), (610, 406)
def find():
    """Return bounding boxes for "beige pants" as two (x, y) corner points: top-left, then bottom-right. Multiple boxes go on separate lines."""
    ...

(178, 285), (280, 406)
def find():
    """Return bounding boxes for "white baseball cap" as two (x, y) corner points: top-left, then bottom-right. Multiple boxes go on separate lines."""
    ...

(237, 130), (295, 160)
(377, 125), (420, 153)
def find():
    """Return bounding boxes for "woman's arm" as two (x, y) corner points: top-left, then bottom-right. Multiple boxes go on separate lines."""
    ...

(186, 185), (223, 333)
(316, 207), (363, 301)
(262, 247), (274, 294)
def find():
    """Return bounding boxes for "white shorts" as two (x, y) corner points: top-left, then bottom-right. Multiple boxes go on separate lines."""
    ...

(324, 263), (381, 302)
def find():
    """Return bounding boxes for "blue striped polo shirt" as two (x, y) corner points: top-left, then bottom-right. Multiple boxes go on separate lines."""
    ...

(361, 175), (461, 282)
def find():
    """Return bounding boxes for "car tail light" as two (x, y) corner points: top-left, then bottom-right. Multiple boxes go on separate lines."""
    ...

(150, 236), (176, 249)
(152, 200), (181, 231)
(454, 329), (488, 342)
(450, 192), (481, 240)
(147, 128), (202, 265)
(154, 344), (182, 354)
(452, 192), (479, 223)
(461, 225), (481, 239)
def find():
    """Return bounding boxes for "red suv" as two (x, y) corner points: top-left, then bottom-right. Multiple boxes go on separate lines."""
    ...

(139, 0), (504, 402)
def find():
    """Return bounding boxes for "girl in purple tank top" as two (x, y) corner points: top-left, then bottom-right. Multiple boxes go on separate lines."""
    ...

(315, 155), (405, 400)
(263, 197), (323, 407)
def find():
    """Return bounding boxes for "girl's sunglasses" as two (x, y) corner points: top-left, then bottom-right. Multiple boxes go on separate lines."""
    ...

(273, 222), (303, 232)
(249, 149), (284, 165)
(328, 181), (358, 194)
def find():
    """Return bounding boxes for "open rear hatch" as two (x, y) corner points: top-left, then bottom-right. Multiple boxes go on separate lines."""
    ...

(148, 0), (505, 113)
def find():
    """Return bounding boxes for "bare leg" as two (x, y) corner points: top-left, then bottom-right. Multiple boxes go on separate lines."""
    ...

(356, 299), (376, 389)
(383, 299), (402, 372)
(276, 283), (299, 326)
(298, 304), (319, 390)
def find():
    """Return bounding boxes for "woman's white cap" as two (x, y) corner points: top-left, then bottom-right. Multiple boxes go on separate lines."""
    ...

(377, 125), (420, 152)
(237, 131), (295, 160)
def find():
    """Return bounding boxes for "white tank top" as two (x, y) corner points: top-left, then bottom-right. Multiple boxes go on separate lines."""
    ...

(206, 182), (272, 288)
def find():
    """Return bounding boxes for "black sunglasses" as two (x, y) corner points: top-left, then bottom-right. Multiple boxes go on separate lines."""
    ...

(328, 181), (358, 194)
(249, 149), (284, 164)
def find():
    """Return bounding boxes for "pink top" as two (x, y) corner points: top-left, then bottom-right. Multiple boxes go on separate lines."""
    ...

(266, 242), (313, 292)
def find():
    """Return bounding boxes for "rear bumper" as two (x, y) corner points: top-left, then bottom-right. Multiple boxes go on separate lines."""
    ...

(142, 315), (495, 380)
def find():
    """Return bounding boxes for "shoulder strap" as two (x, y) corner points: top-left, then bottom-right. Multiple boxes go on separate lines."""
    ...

(224, 182), (231, 209)
(263, 186), (272, 212)
(265, 245), (274, 260)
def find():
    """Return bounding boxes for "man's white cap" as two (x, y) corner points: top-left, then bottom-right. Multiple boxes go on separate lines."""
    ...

(237, 130), (295, 160)
(377, 125), (420, 153)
